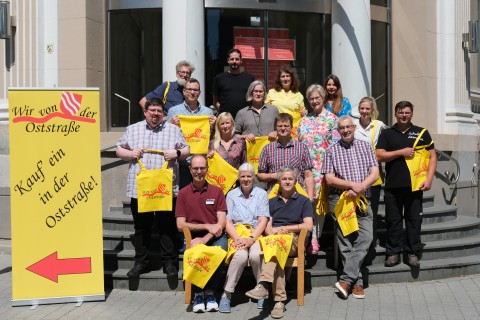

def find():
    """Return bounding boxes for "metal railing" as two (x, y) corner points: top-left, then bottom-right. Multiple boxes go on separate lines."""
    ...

(436, 149), (460, 185)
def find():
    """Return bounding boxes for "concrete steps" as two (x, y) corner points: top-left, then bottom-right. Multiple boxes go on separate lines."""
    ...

(103, 195), (480, 291)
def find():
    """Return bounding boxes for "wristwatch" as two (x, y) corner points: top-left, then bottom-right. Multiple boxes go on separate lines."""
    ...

(176, 149), (181, 158)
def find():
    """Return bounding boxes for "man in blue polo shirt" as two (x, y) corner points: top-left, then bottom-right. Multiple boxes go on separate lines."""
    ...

(139, 60), (195, 115)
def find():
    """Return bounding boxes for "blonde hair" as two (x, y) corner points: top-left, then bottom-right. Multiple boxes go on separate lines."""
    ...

(213, 112), (235, 150)
(358, 96), (379, 119)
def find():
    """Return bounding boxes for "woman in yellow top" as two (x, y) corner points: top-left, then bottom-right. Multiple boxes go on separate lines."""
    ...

(266, 65), (307, 120)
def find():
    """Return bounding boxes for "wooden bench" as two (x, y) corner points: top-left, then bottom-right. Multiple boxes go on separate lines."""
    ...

(183, 227), (307, 306)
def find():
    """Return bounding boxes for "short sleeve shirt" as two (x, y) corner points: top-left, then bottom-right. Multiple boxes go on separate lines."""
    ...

(145, 81), (184, 114)
(269, 193), (313, 228)
(116, 120), (189, 198)
(212, 72), (255, 118)
(226, 186), (270, 228)
(321, 139), (378, 196)
(258, 139), (314, 190)
(376, 123), (434, 189)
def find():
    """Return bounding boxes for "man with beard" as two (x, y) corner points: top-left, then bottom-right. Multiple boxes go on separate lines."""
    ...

(322, 115), (379, 299)
(213, 48), (255, 119)
(117, 98), (189, 278)
(139, 60), (195, 115)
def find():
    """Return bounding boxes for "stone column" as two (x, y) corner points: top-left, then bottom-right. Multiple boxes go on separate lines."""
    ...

(331, 0), (371, 116)
(163, 0), (205, 103)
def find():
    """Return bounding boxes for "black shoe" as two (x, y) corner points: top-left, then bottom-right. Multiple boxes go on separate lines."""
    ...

(127, 264), (148, 277)
(163, 263), (178, 277)
(384, 254), (400, 267)
(407, 254), (420, 268)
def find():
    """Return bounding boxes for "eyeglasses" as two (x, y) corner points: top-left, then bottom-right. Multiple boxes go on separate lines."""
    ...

(308, 96), (322, 102)
(178, 70), (191, 76)
(184, 88), (200, 93)
(338, 124), (355, 130)
(147, 109), (163, 114)
(191, 167), (207, 172)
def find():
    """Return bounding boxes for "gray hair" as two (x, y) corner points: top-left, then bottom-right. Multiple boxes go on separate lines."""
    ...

(246, 80), (266, 102)
(279, 165), (298, 180)
(237, 163), (255, 178)
(337, 115), (354, 125)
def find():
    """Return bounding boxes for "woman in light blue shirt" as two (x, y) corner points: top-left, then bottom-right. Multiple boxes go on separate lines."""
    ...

(219, 163), (269, 313)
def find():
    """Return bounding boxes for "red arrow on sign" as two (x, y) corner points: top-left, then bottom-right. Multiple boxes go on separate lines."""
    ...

(26, 252), (92, 283)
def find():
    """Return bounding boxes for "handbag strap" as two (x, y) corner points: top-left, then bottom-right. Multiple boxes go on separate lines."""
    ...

(370, 120), (378, 146)
(356, 194), (369, 213)
(162, 81), (170, 105)
(137, 159), (169, 170)
(412, 129), (427, 148)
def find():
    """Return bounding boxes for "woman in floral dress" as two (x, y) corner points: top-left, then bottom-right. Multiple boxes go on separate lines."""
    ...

(297, 84), (340, 254)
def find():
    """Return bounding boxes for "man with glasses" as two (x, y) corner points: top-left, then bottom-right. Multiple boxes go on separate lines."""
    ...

(116, 98), (189, 279)
(321, 115), (379, 300)
(213, 48), (255, 119)
(376, 101), (437, 268)
(257, 113), (314, 200)
(139, 60), (195, 115)
(167, 78), (216, 188)
(176, 154), (227, 313)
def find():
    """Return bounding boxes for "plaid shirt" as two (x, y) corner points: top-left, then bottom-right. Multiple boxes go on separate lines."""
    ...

(321, 139), (378, 197)
(116, 120), (189, 198)
(258, 139), (314, 190)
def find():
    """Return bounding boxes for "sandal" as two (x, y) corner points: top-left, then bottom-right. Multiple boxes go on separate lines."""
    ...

(307, 239), (320, 255)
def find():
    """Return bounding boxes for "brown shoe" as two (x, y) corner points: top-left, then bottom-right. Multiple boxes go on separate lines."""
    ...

(335, 281), (350, 299)
(352, 284), (365, 299)
(407, 254), (420, 268)
(270, 301), (285, 319)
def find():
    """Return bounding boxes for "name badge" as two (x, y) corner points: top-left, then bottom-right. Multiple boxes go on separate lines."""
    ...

(206, 199), (215, 205)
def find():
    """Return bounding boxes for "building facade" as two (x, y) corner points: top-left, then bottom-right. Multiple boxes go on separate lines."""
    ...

(0, 0), (479, 238)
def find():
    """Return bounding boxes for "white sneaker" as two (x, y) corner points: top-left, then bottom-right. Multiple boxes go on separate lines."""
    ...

(192, 293), (206, 313)
(205, 293), (219, 312)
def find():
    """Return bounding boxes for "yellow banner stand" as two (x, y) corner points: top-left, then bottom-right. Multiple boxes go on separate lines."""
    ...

(9, 88), (104, 306)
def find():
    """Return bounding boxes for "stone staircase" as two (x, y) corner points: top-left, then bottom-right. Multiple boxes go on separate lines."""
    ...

(103, 193), (480, 291)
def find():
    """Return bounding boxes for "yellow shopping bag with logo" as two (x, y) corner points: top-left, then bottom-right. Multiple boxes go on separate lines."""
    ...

(136, 160), (172, 213)
(225, 223), (256, 264)
(183, 244), (227, 289)
(206, 152), (238, 194)
(268, 182), (308, 199)
(404, 129), (433, 192)
(259, 234), (293, 269)
(370, 120), (384, 187)
(334, 192), (369, 236)
(179, 115), (210, 154)
(291, 113), (302, 140)
(246, 136), (270, 174)
(316, 180), (329, 215)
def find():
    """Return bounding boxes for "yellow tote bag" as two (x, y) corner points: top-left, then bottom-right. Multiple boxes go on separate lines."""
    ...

(183, 244), (227, 289)
(206, 152), (238, 194)
(246, 136), (270, 174)
(334, 192), (369, 236)
(136, 160), (173, 213)
(259, 234), (293, 269)
(225, 223), (256, 264)
(404, 129), (433, 192)
(268, 182), (308, 199)
(371, 120), (384, 187)
(316, 180), (329, 215)
(291, 112), (301, 140)
(179, 115), (210, 154)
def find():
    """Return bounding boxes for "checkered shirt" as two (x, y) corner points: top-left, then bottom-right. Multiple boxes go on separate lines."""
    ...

(258, 139), (314, 190)
(116, 120), (189, 198)
(321, 139), (378, 197)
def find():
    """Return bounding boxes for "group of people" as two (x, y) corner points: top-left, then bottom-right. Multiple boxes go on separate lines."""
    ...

(116, 48), (437, 318)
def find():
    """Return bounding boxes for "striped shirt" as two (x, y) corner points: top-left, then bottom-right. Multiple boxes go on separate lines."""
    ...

(226, 186), (270, 228)
(258, 139), (314, 190)
(116, 120), (189, 198)
(321, 139), (378, 196)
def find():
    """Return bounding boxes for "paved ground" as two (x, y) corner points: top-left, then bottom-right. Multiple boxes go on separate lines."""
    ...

(2, 254), (480, 319)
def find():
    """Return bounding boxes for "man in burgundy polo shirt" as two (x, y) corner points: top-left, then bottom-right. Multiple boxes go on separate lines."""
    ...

(176, 154), (227, 313)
